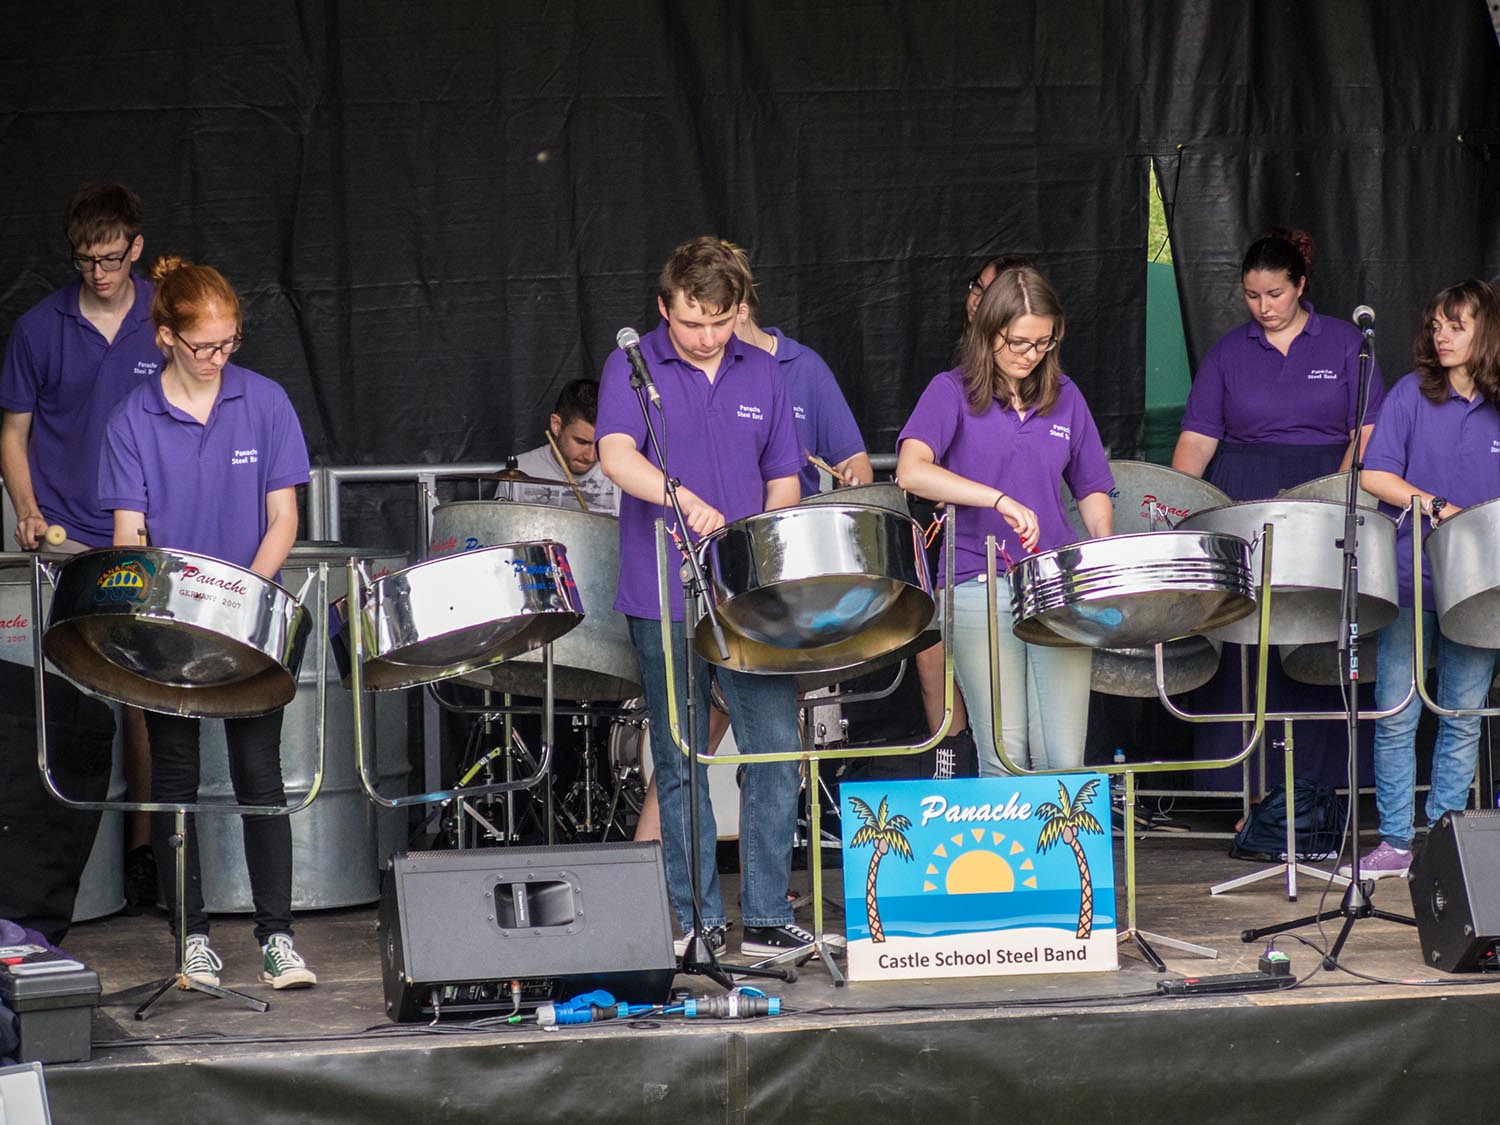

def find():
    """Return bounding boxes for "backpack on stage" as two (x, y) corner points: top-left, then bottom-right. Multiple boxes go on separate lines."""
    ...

(1229, 778), (1347, 862)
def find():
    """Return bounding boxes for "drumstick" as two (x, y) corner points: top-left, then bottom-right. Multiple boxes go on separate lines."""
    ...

(43, 524), (67, 547)
(544, 429), (591, 512)
(806, 450), (844, 484)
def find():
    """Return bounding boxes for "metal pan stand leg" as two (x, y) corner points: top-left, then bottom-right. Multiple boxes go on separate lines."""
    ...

(1210, 721), (1349, 899)
(134, 809), (269, 1020)
(1114, 770), (1217, 971)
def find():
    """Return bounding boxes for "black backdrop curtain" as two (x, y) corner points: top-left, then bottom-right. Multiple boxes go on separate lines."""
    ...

(2, 1), (1498, 520)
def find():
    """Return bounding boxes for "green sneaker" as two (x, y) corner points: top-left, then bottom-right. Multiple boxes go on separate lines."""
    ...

(182, 934), (222, 987)
(260, 934), (317, 989)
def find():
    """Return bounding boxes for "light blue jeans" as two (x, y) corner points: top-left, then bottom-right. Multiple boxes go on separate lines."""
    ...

(628, 616), (801, 931)
(1373, 608), (1496, 849)
(947, 578), (1092, 776)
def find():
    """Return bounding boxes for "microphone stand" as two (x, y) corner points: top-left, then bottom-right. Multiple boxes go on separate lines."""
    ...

(628, 361), (792, 989)
(1241, 319), (1415, 961)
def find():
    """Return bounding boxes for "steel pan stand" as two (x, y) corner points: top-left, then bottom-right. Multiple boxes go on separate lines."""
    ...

(1240, 493), (1431, 960)
(30, 558), (331, 1020)
(991, 528), (1278, 970)
(657, 515), (959, 986)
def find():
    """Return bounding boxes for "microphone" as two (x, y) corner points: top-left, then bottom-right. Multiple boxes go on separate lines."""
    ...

(1352, 305), (1376, 337)
(616, 327), (661, 406)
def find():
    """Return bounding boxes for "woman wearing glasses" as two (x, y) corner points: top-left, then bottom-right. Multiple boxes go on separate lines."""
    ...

(897, 265), (1115, 775)
(98, 256), (316, 991)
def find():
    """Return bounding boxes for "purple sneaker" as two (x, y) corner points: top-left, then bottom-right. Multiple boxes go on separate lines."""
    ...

(1337, 841), (1410, 880)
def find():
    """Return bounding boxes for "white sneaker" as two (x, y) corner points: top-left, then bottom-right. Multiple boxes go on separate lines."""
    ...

(182, 934), (222, 987)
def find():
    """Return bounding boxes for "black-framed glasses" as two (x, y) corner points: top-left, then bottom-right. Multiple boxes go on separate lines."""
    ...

(966, 276), (987, 298)
(70, 245), (132, 273)
(177, 335), (243, 360)
(994, 335), (1058, 357)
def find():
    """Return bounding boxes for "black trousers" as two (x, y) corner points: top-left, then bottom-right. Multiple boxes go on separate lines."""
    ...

(147, 709), (292, 944)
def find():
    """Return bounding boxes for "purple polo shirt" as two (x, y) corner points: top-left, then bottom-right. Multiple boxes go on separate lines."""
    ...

(765, 328), (866, 497)
(898, 368), (1115, 586)
(0, 278), (163, 545)
(1181, 303), (1384, 445)
(596, 320), (802, 620)
(1364, 371), (1500, 609)
(98, 364), (311, 570)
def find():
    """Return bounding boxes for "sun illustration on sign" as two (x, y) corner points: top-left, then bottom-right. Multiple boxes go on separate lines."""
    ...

(922, 828), (1037, 895)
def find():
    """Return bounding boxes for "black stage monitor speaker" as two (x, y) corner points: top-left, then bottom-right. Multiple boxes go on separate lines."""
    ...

(1408, 810), (1500, 972)
(379, 842), (677, 1021)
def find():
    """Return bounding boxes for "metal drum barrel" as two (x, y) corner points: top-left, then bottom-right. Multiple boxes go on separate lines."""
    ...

(1010, 531), (1255, 649)
(42, 547), (312, 718)
(1178, 498), (1398, 646)
(199, 545), (410, 911)
(430, 502), (638, 700)
(1061, 461), (1232, 695)
(1427, 498), (1500, 648)
(695, 503), (933, 677)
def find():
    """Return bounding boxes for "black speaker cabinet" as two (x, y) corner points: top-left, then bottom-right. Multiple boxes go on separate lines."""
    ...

(1408, 811), (1500, 972)
(379, 842), (677, 1021)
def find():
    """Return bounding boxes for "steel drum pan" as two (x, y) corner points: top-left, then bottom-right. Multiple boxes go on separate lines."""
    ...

(1281, 470), (1381, 511)
(1426, 497), (1500, 648)
(1010, 530), (1255, 650)
(42, 547), (311, 718)
(344, 541), (582, 692)
(429, 502), (638, 700)
(1178, 498), (1398, 649)
(1060, 463), (1234, 694)
(695, 503), (934, 676)
(800, 481), (912, 517)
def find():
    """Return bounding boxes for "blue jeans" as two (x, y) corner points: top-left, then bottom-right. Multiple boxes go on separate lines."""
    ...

(1373, 609), (1496, 849)
(628, 616), (801, 931)
(947, 578), (1091, 776)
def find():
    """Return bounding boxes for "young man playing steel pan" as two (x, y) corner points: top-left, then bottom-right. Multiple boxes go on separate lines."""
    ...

(0, 183), (163, 907)
(500, 378), (620, 514)
(596, 236), (814, 958)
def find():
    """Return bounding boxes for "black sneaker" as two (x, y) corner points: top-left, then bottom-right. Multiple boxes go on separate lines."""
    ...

(741, 923), (819, 957)
(674, 925), (727, 959)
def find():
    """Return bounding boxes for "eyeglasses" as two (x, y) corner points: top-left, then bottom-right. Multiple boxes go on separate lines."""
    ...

(966, 277), (987, 298)
(994, 335), (1058, 357)
(70, 245), (132, 273)
(176, 335), (243, 360)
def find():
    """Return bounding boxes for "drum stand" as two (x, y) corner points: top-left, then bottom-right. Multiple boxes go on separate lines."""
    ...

(1241, 497), (1441, 960)
(987, 529), (1278, 971)
(30, 559), (331, 1020)
(655, 517), (959, 986)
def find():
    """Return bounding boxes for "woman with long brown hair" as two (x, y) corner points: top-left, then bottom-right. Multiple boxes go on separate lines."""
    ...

(1350, 279), (1500, 879)
(897, 264), (1114, 775)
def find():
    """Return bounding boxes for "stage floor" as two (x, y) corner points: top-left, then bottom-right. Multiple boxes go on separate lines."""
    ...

(40, 826), (1500, 1123)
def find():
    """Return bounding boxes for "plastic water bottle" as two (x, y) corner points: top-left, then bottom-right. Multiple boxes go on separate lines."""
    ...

(1111, 748), (1126, 801)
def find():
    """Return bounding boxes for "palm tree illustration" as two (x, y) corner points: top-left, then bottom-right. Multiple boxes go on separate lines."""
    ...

(1035, 778), (1105, 939)
(847, 795), (913, 943)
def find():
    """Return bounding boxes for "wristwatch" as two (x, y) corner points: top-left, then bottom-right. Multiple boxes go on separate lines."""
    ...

(1429, 496), (1448, 524)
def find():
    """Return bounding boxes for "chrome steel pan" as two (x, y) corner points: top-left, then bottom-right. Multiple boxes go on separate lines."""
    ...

(695, 503), (933, 676)
(1064, 460), (1230, 538)
(348, 541), (582, 692)
(1427, 497), (1500, 648)
(430, 501), (637, 699)
(42, 547), (311, 718)
(1009, 531), (1254, 649)
(1178, 498), (1397, 645)
(799, 482), (911, 518)
(1060, 461), (1233, 694)
(1280, 470), (1381, 510)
